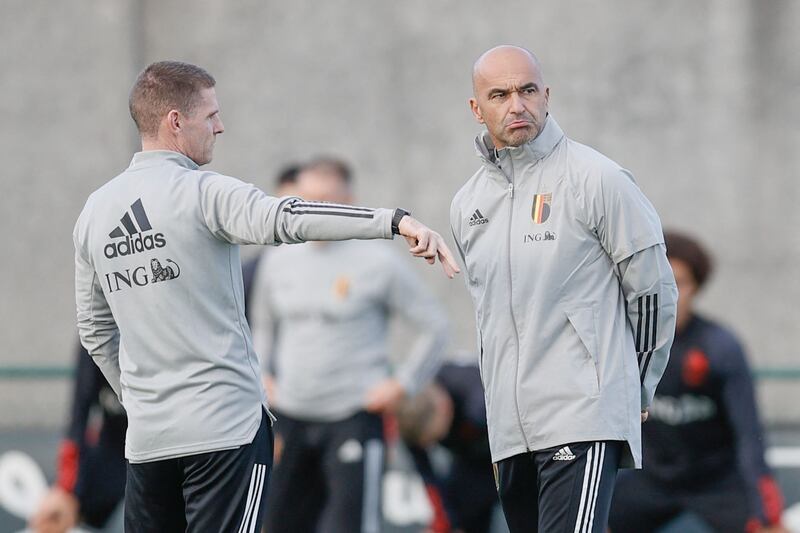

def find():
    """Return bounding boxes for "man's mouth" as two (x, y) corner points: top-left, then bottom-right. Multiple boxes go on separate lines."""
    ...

(507, 120), (531, 129)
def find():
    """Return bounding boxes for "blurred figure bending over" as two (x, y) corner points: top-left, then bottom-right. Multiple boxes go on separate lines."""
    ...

(252, 157), (449, 533)
(609, 230), (785, 533)
(397, 361), (498, 533)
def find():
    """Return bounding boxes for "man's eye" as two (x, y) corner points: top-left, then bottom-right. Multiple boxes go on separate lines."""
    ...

(490, 93), (504, 100)
(523, 87), (536, 94)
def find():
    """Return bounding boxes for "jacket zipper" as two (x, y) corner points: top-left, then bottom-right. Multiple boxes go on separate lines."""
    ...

(504, 159), (532, 453)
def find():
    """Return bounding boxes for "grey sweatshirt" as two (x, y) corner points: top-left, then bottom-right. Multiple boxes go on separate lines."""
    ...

(74, 150), (395, 463)
(450, 116), (677, 467)
(250, 240), (448, 421)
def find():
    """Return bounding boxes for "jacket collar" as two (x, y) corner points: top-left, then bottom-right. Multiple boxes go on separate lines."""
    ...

(129, 150), (200, 171)
(474, 114), (565, 168)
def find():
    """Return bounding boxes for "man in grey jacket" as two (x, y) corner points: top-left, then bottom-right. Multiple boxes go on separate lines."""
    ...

(73, 60), (459, 533)
(252, 158), (449, 533)
(450, 46), (677, 533)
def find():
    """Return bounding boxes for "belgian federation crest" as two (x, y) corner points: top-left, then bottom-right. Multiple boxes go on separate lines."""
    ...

(531, 193), (552, 224)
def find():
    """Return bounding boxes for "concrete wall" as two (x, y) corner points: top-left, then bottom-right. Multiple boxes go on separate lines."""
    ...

(1, 0), (798, 427)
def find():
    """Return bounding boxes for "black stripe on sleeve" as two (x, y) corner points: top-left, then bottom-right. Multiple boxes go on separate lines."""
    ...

(640, 294), (659, 383)
(291, 201), (375, 213)
(650, 294), (658, 351)
(635, 296), (644, 357)
(642, 295), (652, 357)
(282, 206), (375, 219)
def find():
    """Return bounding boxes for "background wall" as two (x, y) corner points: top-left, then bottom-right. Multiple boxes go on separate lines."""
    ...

(1, 0), (798, 427)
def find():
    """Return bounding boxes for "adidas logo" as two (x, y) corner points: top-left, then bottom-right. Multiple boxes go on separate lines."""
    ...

(552, 446), (576, 461)
(104, 199), (166, 259)
(468, 209), (489, 227)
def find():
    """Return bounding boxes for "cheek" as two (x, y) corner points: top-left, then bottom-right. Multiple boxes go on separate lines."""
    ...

(528, 100), (546, 117)
(486, 108), (505, 126)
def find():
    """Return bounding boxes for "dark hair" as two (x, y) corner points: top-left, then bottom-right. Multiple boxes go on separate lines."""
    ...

(302, 157), (353, 184)
(275, 164), (301, 188)
(129, 61), (216, 137)
(664, 230), (714, 288)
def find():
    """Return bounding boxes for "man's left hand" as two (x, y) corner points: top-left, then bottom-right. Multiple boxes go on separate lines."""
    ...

(364, 379), (406, 413)
(397, 216), (461, 279)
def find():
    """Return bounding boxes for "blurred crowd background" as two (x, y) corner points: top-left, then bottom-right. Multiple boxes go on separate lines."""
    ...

(1, 1), (799, 532)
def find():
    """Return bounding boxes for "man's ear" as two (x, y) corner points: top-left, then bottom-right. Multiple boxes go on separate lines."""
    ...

(469, 97), (484, 124)
(166, 109), (181, 133)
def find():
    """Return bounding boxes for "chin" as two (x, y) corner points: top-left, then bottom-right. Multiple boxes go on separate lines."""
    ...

(509, 131), (537, 147)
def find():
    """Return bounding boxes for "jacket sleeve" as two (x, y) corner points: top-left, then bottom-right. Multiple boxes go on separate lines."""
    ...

(587, 167), (665, 264)
(617, 244), (678, 410)
(198, 174), (393, 245)
(386, 253), (449, 396)
(583, 166), (677, 409)
(717, 333), (783, 526)
(74, 231), (122, 400)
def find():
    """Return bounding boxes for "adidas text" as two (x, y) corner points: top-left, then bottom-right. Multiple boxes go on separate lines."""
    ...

(104, 233), (166, 259)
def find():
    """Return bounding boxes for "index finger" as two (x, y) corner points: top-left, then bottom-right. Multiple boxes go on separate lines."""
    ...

(436, 242), (461, 278)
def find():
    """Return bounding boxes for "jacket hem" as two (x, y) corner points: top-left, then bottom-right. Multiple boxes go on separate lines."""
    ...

(126, 411), (261, 464)
(491, 433), (639, 467)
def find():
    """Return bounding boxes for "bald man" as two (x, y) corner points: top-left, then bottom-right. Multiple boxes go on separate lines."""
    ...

(449, 46), (678, 532)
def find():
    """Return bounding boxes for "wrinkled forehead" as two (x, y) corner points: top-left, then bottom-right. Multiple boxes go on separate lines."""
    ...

(473, 50), (543, 91)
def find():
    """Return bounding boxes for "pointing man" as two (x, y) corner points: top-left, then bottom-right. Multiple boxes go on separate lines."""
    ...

(74, 60), (458, 533)
(449, 46), (677, 532)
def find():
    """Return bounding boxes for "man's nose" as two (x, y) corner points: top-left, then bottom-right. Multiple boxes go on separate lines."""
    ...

(508, 92), (525, 113)
(215, 118), (225, 135)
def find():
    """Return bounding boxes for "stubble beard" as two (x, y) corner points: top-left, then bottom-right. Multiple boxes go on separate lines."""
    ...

(502, 126), (538, 148)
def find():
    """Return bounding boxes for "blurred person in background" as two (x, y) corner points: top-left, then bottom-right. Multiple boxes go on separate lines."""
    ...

(450, 45), (677, 532)
(396, 360), (498, 533)
(608, 230), (786, 533)
(74, 61), (458, 532)
(242, 164), (301, 323)
(252, 157), (450, 533)
(28, 344), (127, 533)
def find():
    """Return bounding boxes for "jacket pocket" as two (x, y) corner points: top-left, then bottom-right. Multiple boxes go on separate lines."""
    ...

(565, 306), (601, 394)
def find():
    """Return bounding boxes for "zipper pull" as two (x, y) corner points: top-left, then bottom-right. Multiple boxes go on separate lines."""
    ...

(508, 183), (514, 198)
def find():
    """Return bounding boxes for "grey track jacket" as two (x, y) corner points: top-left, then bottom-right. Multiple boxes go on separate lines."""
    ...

(74, 150), (395, 463)
(450, 116), (678, 468)
(250, 240), (448, 421)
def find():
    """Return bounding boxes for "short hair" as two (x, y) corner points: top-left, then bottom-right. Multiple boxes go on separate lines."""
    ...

(275, 164), (301, 188)
(664, 230), (714, 288)
(129, 61), (216, 137)
(301, 157), (353, 184)
(396, 386), (438, 446)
